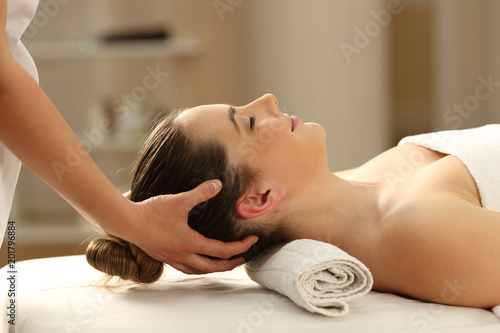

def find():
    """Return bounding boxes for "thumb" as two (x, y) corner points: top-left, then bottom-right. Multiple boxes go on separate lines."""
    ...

(179, 179), (222, 214)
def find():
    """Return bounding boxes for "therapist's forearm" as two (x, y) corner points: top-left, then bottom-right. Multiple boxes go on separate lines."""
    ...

(0, 0), (6, 45)
(0, 55), (132, 236)
(1, 1), (8, 62)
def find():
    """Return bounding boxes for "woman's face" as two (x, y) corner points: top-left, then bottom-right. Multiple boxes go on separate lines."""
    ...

(176, 94), (328, 197)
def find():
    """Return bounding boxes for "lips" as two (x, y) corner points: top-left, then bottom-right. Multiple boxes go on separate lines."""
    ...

(291, 115), (299, 132)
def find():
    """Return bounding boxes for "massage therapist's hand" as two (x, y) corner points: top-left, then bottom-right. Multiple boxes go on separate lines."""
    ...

(122, 179), (258, 274)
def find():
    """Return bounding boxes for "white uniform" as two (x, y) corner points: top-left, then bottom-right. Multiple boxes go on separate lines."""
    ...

(1, 0), (39, 246)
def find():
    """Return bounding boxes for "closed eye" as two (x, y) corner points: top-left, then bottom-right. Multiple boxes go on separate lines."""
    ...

(249, 115), (256, 130)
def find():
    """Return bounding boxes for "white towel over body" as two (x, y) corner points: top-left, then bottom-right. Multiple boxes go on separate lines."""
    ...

(399, 124), (500, 212)
(399, 124), (500, 318)
(245, 239), (373, 317)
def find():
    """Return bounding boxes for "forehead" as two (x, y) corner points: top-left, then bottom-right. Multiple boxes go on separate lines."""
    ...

(176, 104), (234, 140)
(176, 104), (226, 126)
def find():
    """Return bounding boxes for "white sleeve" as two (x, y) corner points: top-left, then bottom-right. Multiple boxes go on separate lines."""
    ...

(5, 0), (39, 82)
(0, 0), (40, 245)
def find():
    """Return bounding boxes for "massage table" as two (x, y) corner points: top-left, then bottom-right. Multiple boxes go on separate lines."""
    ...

(2, 255), (499, 333)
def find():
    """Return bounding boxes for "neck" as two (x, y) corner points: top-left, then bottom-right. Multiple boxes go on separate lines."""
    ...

(282, 172), (382, 251)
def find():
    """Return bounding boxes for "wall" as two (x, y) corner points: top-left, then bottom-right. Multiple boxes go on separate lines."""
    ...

(432, 0), (500, 130)
(238, 0), (391, 170)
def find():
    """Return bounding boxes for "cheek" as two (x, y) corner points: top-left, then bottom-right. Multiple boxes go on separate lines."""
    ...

(259, 119), (289, 144)
(233, 121), (326, 174)
(255, 135), (299, 172)
(234, 122), (289, 164)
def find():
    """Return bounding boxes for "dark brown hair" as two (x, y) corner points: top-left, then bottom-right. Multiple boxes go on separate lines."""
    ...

(86, 110), (290, 283)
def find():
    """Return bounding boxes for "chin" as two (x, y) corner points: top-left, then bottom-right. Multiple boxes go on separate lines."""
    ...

(305, 121), (324, 130)
(305, 122), (327, 142)
(303, 122), (328, 161)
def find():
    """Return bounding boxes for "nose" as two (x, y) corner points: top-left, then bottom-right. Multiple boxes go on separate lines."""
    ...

(261, 93), (277, 105)
(254, 93), (280, 117)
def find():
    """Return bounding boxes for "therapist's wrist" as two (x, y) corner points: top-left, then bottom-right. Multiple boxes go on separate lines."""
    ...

(0, 53), (16, 90)
(93, 195), (139, 241)
(0, 34), (12, 61)
(0, 0), (7, 40)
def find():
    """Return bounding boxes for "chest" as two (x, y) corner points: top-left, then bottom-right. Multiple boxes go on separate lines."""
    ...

(347, 144), (481, 210)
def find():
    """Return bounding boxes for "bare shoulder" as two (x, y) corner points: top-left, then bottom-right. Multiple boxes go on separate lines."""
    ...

(375, 196), (500, 307)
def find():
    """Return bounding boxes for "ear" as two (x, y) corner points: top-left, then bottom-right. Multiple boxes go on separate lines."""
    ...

(236, 188), (286, 219)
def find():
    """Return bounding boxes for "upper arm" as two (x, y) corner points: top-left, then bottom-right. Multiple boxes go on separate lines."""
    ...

(379, 198), (500, 308)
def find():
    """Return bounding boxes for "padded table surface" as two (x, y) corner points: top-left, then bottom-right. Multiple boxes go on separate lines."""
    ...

(1, 255), (499, 333)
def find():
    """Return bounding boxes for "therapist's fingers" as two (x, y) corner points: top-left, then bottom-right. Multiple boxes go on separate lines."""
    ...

(162, 229), (256, 274)
(193, 233), (258, 260)
(168, 261), (205, 275)
(177, 179), (222, 215)
(181, 255), (247, 275)
(166, 255), (245, 275)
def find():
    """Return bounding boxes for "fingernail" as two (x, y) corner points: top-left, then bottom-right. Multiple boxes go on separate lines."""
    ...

(210, 180), (221, 191)
(250, 236), (258, 244)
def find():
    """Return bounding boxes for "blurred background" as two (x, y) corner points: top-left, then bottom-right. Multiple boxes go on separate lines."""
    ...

(3, 0), (500, 264)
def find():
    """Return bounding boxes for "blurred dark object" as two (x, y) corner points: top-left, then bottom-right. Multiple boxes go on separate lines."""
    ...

(103, 28), (170, 44)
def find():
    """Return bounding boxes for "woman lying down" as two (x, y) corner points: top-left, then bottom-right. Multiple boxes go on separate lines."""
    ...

(86, 93), (500, 309)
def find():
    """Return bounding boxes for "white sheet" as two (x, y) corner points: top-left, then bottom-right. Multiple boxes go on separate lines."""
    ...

(1, 255), (499, 333)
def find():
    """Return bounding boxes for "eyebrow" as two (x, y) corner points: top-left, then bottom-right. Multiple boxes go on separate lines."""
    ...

(228, 106), (240, 134)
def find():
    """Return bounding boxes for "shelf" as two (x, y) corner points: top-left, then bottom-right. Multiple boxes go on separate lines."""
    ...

(25, 38), (202, 61)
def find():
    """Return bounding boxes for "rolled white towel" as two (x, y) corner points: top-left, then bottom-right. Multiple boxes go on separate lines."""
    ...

(493, 306), (500, 319)
(245, 239), (373, 317)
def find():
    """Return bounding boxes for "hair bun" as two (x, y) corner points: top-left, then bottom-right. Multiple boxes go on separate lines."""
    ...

(86, 238), (163, 284)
